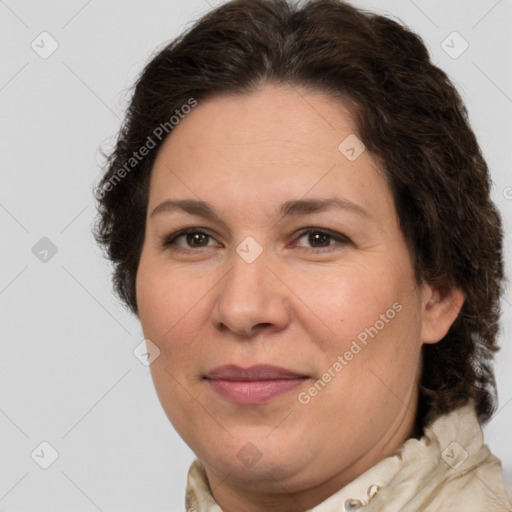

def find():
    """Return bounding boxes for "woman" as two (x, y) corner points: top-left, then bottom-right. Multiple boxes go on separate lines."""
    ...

(95, 0), (512, 510)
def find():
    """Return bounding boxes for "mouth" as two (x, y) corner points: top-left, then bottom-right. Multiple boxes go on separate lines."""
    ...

(204, 364), (309, 405)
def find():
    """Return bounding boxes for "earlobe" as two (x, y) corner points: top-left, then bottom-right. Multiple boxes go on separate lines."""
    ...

(420, 283), (465, 345)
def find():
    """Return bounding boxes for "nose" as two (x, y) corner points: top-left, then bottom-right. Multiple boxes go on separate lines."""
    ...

(212, 248), (291, 338)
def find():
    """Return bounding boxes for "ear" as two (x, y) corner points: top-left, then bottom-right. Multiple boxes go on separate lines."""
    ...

(420, 282), (465, 345)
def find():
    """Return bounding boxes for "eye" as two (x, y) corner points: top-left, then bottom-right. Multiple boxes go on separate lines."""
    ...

(293, 228), (351, 252)
(164, 228), (219, 251)
(163, 227), (350, 254)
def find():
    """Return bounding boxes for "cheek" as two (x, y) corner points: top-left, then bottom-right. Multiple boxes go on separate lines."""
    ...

(337, 272), (421, 388)
(137, 258), (219, 388)
(136, 259), (211, 425)
(291, 255), (423, 389)
(291, 263), (407, 340)
(136, 257), (215, 357)
(299, 267), (422, 420)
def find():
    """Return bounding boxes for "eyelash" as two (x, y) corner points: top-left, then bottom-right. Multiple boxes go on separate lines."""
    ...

(163, 227), (351, 254)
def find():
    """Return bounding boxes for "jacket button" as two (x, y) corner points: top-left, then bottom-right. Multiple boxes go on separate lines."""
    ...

(344, 498), (363, 510)
(367, 484), (381, 499)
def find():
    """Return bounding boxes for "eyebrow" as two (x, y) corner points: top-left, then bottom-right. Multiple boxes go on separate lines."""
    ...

(150, 197), (370, 221)
(280, 197), (369, 219)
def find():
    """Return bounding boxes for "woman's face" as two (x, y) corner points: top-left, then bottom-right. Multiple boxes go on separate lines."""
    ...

(136, 84), (446, 506)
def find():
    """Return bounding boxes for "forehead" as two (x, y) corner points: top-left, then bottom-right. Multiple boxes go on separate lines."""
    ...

(148, 84), (394, 222)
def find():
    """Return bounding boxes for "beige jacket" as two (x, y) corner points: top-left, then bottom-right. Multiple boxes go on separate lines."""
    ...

(185, 404), (512, 511)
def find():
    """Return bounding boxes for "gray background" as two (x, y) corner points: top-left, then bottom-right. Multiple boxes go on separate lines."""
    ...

(1, 0), (511, 510)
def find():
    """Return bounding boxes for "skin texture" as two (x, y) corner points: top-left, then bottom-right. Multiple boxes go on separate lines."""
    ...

(136, 84), (465, 512)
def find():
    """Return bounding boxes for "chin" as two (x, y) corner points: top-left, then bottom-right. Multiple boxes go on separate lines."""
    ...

(198, 428), (316, 482)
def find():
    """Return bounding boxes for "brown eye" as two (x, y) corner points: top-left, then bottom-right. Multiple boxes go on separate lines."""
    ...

(308, 231), (331, 247)
(164, 229), (218, 251)
(294, 228), (351, 252)
(186, 232), (210, 247)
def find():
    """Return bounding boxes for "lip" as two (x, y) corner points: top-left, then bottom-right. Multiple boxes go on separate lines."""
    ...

(204, 364), (309, 405)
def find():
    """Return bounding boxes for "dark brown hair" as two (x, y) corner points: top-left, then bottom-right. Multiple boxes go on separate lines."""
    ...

(94, 0), (504, 428)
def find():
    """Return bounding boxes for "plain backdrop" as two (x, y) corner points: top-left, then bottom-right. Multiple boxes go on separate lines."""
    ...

(1, 0), (511, 510)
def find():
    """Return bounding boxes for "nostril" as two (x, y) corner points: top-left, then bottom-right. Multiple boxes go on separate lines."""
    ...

(255, 322), (272, 329)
